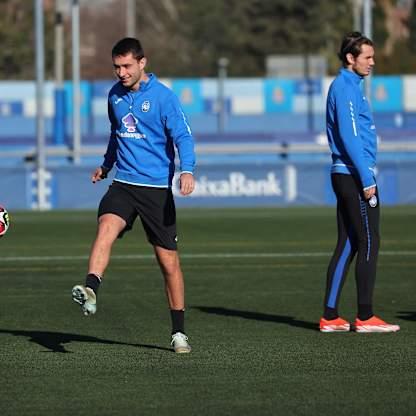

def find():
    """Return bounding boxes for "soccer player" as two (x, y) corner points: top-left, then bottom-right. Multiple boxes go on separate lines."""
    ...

(71, 37), (195, 353)
(319, 32), (400, 333)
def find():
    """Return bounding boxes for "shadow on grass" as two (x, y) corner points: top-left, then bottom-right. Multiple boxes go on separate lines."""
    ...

(0, 329), (172, 353)
(396, 311), (416, 321)
(192, 306), (317, 331)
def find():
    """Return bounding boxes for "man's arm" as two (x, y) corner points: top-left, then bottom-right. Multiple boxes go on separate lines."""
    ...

(178, 172), (195, 196)
(163, 94), (196, 194)
(363, 186), (376, 199)
(91, 165), (111, 183)
(334, 87), (376, 193)
(93, 98), (118, 183)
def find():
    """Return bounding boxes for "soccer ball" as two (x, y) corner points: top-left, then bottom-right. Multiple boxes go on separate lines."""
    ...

(0, 206), (10, 237)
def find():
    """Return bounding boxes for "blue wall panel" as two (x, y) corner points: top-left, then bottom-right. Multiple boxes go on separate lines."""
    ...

(0, 159), (415, 210)
(264, 79), (295, 112)
(91, 80), (114, 98)
(171, 79), (203, 114)
(64, 81), (92, 116)
(0, 101), (23, 116)
(371, 76), (403, 112)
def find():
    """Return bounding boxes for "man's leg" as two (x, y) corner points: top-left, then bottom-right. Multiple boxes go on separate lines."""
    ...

(320, 175), (358, 332)
(88, 213), (127, 276)
(135, 187), (191, 351)
(72, 213), (126, 316)
(353, 192), (380, 318)
(334, 180), (379, 321)
(154, 245), (185, 311)
(324, 202), (357, 319)
(347, 191), (399, 332)
(154, 245), (191, 353)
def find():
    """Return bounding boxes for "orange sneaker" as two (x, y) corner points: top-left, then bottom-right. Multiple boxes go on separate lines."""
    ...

(354, 316), (400, 333)
(319, 317), (350, 332)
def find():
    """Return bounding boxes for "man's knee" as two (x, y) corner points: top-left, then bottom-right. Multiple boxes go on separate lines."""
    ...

(155, 248), (181, 275)
(97, 214), (126, 240)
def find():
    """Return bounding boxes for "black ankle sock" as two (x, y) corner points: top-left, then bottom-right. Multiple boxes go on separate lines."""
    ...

(323, 307), (338, 320)
(358, 304), (373, 321)
(170, 309), (185, 334)
(85, 273), (101, 295)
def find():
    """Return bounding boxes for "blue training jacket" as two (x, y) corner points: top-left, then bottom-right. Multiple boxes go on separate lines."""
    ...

(326, 68), (377, 190)
(102, 73), (195, 188)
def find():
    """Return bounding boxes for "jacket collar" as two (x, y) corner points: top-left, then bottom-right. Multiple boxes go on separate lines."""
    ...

(137, 73), (156, 92)
(340, 68), (363, 84)
(119, 73), (157, 93)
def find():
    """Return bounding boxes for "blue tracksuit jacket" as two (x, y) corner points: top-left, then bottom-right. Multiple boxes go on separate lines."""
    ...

(102, 73), (195, 187)
(326, 68), (377, 190)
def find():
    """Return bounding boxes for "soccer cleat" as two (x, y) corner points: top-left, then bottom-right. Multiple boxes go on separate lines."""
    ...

(171, 332), (192, 353)
(354, 316), (400, 333)
(72, 285), (97, 316)
(319, 317), (350, 332)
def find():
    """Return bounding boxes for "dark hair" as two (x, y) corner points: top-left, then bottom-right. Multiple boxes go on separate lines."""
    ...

(338, 31), (374, 66)
(111, 37), (144, 60)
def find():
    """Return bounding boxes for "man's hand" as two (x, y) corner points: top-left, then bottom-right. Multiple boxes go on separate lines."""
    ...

(363, 185), (376, 200)
(179, 172), (195, 196)
(91, 166), (109, 183)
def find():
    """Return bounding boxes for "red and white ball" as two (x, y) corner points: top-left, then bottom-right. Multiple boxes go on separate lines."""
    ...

(0, 206), (10, 237)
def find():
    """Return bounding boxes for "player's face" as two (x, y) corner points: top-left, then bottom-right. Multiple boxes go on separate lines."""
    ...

(113, 53), (147, 91)
(349, 44), (375, 77)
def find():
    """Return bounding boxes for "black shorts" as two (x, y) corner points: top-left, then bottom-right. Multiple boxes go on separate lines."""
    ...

(98, 181), (177, 250)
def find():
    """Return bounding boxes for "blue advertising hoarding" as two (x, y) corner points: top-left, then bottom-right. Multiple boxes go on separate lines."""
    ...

(371, 76), (403, 112)
(171, 79), (203, 114)
(64, 81), (92, 116)
(0, 159), (414, 210)
(264, 79), (295, 113)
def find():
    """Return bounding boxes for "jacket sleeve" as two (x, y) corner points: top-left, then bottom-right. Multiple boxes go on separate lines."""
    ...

(102, 98), (118, 170)
(162, 93), (196, 174)
(334, 87), (375, 189)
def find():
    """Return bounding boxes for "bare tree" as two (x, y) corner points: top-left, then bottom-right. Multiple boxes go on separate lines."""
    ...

(378, 0), (414, 56)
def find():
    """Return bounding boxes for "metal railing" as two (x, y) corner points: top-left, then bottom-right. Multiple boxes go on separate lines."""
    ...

(1, 141), (416, 161)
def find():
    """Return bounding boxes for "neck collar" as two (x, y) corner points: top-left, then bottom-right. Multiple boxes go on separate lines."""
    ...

(340, 68), (363, 84)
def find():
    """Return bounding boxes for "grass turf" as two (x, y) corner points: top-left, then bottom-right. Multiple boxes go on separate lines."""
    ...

(1, 206), (415, 416)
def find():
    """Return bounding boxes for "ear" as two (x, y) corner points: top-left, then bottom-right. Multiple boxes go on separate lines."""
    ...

(346, 52), (355, 66)
(139, 57), (147, 70)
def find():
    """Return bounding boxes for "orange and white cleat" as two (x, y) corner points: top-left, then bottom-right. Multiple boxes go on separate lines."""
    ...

(354, 316), (400, 333)
(319, 317), (350, 332)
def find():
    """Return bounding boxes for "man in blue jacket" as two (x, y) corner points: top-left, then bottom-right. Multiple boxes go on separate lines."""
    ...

(320, 32), (399, 333)
(71, 38), (195, 352)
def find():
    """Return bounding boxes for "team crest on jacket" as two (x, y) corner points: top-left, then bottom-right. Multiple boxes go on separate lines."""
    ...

(141, 100), (150, 112)
(122, 113), (138, 132)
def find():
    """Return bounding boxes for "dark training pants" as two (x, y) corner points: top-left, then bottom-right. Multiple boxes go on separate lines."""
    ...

(324, 173), (380, 317)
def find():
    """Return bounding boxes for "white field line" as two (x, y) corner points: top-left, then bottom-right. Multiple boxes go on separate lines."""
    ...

(2, 251), (415, 262)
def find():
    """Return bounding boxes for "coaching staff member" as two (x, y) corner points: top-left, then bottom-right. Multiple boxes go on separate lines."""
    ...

(72, 38), (195, 352)
(319, 32), (399, 333)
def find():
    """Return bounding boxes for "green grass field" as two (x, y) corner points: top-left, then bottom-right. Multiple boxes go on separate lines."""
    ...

(1, 206), (415, 416)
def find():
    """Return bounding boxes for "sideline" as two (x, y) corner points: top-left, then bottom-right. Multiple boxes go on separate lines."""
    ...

(2, 250), (415, 262)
